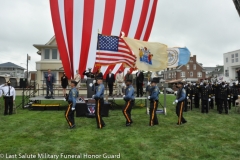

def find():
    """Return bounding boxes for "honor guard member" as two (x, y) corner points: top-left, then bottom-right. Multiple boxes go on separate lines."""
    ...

(83, 68), (95, 79)
(192, 82), (200, 108)
(226, 82), (232, 110)
(148, 80), (160, 126)
(199, 81), (211, 113)
(208, 83), (214, 109)
(174, 82), (187, 125)
(219, 82), (230, 114)
(231, 82), (239, 107)
(0, 80), (16, 115)
(186, 82), (193, 110)
(65, 81), (79, 129)
(213, 82), (221, 111)
(123, 80), (135, 126)
(92, 77), (105, 129)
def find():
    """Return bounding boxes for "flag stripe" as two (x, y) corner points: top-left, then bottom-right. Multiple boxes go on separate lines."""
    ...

(49, 0), (71, 77)
(143, 0), (158, 40)
(96, 53), (136, 61)
(64, 0), (74, 76)
(86, 0), (106, 74)
(134, 0), (150, 39)
(73, 0), (84, 76)
(102, 0), (116, 34)
(78, 0), (95, 76)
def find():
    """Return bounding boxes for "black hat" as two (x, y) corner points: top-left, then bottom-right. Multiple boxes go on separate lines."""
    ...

(71, 80), (78, 86)
(126, 79), (132, 83)
(151, 80), (157, 83)
(177, 81), (184, 85)
(96, 76), (103, 80)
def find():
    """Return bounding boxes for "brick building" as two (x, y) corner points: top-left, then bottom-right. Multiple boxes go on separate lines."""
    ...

(163, 55), (206, 82)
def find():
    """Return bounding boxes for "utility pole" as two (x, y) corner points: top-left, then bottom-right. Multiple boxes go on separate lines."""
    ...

(27, 54), (28, 86)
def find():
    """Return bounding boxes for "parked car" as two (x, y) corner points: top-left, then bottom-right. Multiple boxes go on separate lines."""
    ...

(163, 88), (174, 94)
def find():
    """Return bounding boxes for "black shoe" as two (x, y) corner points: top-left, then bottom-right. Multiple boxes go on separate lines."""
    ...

(51, 96), (55, 99)
(102, 124), (106, 127)
(4, 113), (8, 116)
(69, 124), (75, 129)
(126, 123), (131, 126)
(182, 121), (187, 124)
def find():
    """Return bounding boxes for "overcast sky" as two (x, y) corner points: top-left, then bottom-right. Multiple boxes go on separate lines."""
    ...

(0, 0), (239, 71)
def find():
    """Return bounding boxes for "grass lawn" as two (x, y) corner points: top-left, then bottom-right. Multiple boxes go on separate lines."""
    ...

(0, 95), (240, 160)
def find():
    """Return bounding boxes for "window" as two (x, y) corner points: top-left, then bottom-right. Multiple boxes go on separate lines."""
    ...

(232, 54), (234, 58)
(226, 58), (228, 63)
(236, 58), (238, 62)
(45, 49), (50, 59)
(232, 59), (234, 63)
(235, 53), (238, 57)
(52, 49), (58, 59)
(190, 72), (193, 77)
(186, 64), (190, 70)
(181, 72), (185, 77)
(168, 73), (171, 79)
(197, 72), (202, 78)
(225, 70), (229, 77)
(193, 64), (196, 70)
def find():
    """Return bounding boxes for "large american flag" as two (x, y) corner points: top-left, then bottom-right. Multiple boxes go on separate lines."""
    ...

(49, 0), (158, 78)
(96, 34), (136, 68)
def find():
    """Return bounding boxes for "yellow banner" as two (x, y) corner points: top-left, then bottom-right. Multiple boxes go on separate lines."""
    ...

(123, 37), (168, 71)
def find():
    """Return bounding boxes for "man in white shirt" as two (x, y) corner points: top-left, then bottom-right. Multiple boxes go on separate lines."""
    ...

(0, 80), (16, 115)
(116, 70), (124, 96)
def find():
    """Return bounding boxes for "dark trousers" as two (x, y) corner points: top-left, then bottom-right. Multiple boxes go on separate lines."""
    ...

(215, 97), (220, 111)
(227, 99), (231, 110)
(4, 97), (13, 115)
(184, 98), (188, 112)
(122, 100), (134, 124)
(219, 99), (228, 114)
(210, 98), (214, 109)
(46, 81), (53, 95)
(176, 101), (186, 125)
(194, 96), (199, 108)
(232, 96), (238, 106)
(108, 83), (113, 95)
(201, 99), (209, 113)
(136, 82), (143, 96)
(65, 103), (75, 127)
(189, 98), (193, 110)
(149, 101), (158, 126)
(95, 99), (105, 128)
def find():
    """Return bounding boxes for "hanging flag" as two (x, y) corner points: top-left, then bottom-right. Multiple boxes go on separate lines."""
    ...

(49, 0), (158, 78)
(167, 47), (191, 68)
(123, 37), (168, 71)
(95, 34), (136, 68)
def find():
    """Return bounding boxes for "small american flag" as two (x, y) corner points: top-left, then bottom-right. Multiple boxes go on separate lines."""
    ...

(95, 34), (136, 68)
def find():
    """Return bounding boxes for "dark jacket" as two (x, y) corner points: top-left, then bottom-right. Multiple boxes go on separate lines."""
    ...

(136, 71), (144, 83)
(61, 75), (68, 87)
(106, 73), (115, 84)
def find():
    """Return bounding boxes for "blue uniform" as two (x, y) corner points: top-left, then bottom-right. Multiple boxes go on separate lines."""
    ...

(123, 85), (135, 126)
(176, 87), (187, 125)
(65, 87), (79, 128)
(94, 83), (105, 128)
(124, 85), (135, 101)
(149, 85), (159, 126)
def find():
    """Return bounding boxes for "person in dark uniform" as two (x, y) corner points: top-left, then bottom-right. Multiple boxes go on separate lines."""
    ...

(232, 82), (239, 107)
(0, 80), (16, 115)
(192, 82), (200, 108)
(209, 83), (214, 109)
(174, 82), (187, 125)
(123, 80), (135, 126)
(124, 70), (133, 82)
(65, 81), (79, 129)
(219, 82), (230, 114)
(61, 72), (69, 97)
(148, 80), (160, 126)
(106, 69), (115, 96)
(44, 69), (55, 99)
(185, 82), (192, 111)
(213, 82), (221, 111)
(236, 69), (240, 82)
(83, 68), (95, 78)
(199, 81), (211, 113)
(226, 82), (232, 110)
(93, 77), (105, 129)
(95, 68), (103, 79)
(136, 70), (144, 97)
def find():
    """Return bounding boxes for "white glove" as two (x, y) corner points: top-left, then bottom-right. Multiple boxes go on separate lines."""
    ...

(208, 99), (211, 102)
(147, 81), (150, 85)
(175, 100), (178, 103)
(231, 96), (233, 98)
(92, 95), (95, 99)
(123, 95), (125, 98)
(187, 96), (189, 99)
(200, 82), (203, 85)
(193, 83), (196, 86)
(192, 97), (195, 99)
(71, 108), (75, 111)
(227, 98), (230, 100)
(93, 80), (96, 83)
(148, 96), (151, 99)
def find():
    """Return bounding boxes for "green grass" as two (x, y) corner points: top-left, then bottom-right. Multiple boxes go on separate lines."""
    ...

(0, 95), (240, 160)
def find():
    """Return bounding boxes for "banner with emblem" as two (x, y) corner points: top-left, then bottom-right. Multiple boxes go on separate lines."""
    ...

(123, 37), (168, 71)
(167, 47), (191, 68)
